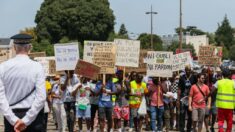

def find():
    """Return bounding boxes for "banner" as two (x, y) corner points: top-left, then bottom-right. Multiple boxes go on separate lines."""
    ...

(54, 43), (79, 71)
(146, 51), (173, 77)
(114, 39), (140, 67)
(126, 50), (147, 73)
(74, 60), (101, 80)
(28, 52), (46, 59)
(93, 45), (116, 74)
(172, 52), (192, 71)
(83, 41), (113, 63)
(34, 57), (56, 76)
(198, 46), (222, 66)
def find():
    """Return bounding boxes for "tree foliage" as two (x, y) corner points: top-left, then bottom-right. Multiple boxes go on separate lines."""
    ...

(31, 40), (54, 56)
(167, 41), (196, 56)
(175, 26), (206, 36)
(137, 33), (163, 51)
(118, 24), (128, 37)
(35, 0), (115, 44)
(229, 45), (235, 61)
(215, 15), (235, 49)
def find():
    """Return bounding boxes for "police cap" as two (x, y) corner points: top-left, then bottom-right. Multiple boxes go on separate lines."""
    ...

(10, 33), (33, 44)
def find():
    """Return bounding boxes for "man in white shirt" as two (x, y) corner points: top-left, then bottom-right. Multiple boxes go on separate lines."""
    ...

(0, 34), (46, 132)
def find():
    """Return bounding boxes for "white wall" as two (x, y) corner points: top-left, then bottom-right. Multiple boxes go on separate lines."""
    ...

(186, 35), (209, 55)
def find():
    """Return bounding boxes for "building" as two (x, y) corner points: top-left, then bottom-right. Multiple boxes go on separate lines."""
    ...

(161, 34), (209, 55)
(0, 38), (15, 63)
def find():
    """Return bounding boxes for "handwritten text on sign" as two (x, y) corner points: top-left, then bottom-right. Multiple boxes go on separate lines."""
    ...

(145, 51), (173, 64)
(54, 43), (79, 71)
(172, 52), (192, 71)
(93, 45), (116, 74)
(146, 51), (173, 77)
(114, 39), (140, 67)
(83, 41), (113, 63)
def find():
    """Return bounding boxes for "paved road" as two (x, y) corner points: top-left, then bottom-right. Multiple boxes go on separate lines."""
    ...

(1, 113), (235, 132)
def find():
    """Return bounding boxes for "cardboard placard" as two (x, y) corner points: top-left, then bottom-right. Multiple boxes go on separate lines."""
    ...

(146, 51), (173, 77)
(0, 49), (9, 63)
(114, 39), (140, 67)
(198, 46), (222, 66)
(93, 45), (116, 74)
(75, 60), (101, 80)
(28, 52), (46, 59)
(83, 41), (113, 63)
(34, 57), (56, 76)
(172, 52), (192, 71)
(54, 43), (79, 71)
(125, 50), (148, 73)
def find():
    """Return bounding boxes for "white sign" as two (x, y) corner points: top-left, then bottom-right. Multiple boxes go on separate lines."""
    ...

(172, 52), (192, 71)
(54, 43), (79, 71)
(34, 57), (55, 76)
(114, 39), (140, 67)
(146, 51), (173, 77)
(145, 51), (173, 64)
(83, 41), (113, 63)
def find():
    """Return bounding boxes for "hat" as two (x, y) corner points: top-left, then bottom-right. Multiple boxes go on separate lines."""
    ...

(10, 33), (33, 44)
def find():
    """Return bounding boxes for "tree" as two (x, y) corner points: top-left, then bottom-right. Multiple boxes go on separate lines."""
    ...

(118, 24), (128, 37)
(175, 26), (206, 36)
(20, 27), (37, 41)
(31, 40), (54, 56)
(229, 45), (235, 60)
(35, 0), (115, 44)
(215, 15), (235, 49)
(137, 33), (163, 51)
(206, 32), (216, 44)
(167, 41), (196, 56)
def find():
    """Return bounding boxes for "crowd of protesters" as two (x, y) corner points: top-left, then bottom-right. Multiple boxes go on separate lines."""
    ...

(43, 65), (235, 132)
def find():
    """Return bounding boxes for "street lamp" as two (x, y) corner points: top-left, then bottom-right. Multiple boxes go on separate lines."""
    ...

(146, 5), (157, 50)
(179, 0), (183, 52)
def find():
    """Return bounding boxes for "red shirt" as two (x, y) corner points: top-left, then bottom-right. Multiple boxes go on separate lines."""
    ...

(149, 84), (164, 107)
(189, 84), (210, 108)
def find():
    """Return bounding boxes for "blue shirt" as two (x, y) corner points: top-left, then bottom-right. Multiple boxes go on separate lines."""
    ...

(95, 80), (116, 108)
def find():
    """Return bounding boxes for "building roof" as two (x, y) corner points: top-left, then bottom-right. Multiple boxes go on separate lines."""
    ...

(0, 38), (13, 48)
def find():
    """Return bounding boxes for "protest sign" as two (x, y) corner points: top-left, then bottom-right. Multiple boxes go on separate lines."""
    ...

(172, 52), (192, 71)
(54, 42), (79, 71)
(75, 60), (101, 80)
(34, 57), (56, 76)
(83, 41), (113, 63)
(28, 52), (46, 59)
(114, 39), (140, 67)
(198, 46), (222, 66)
(126, 50), (148, 73)
(93, 45), (116, 74)
(146, 51), (173, 77)
(0, 49), (9, 63)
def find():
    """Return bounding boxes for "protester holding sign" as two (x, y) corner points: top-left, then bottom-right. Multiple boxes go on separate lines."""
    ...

(148, 77), (164, 131)
(95, 74), (117, 132)
(61, 70), (80, 132)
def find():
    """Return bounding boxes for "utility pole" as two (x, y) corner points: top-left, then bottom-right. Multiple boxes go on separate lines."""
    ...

(179, 0), (183, 53)
(146, 5), (157, 50)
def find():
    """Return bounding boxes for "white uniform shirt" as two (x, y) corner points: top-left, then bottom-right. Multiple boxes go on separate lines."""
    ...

(0, 55), (46, 126)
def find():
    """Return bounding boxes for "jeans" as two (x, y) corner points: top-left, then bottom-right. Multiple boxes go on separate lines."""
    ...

(150, 106), (164, 131)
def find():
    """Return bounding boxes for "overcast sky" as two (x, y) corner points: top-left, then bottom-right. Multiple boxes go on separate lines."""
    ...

(1, 0), (235, 38)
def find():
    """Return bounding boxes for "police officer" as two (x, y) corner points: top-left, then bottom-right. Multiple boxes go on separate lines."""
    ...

(0, 33), (46, 132)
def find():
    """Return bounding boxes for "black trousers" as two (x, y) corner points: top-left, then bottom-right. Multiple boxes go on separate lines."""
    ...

(4, 108), (45, 132)
(64, 102), (76, 132)
(179, 103), (192, 132)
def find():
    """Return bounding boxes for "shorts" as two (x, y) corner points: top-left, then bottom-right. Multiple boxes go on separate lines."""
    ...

(113, 105), (129, 120)
(98, 107), (113, 121)
(192, 108), (206, 122)
(76, 105), (91, 118)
